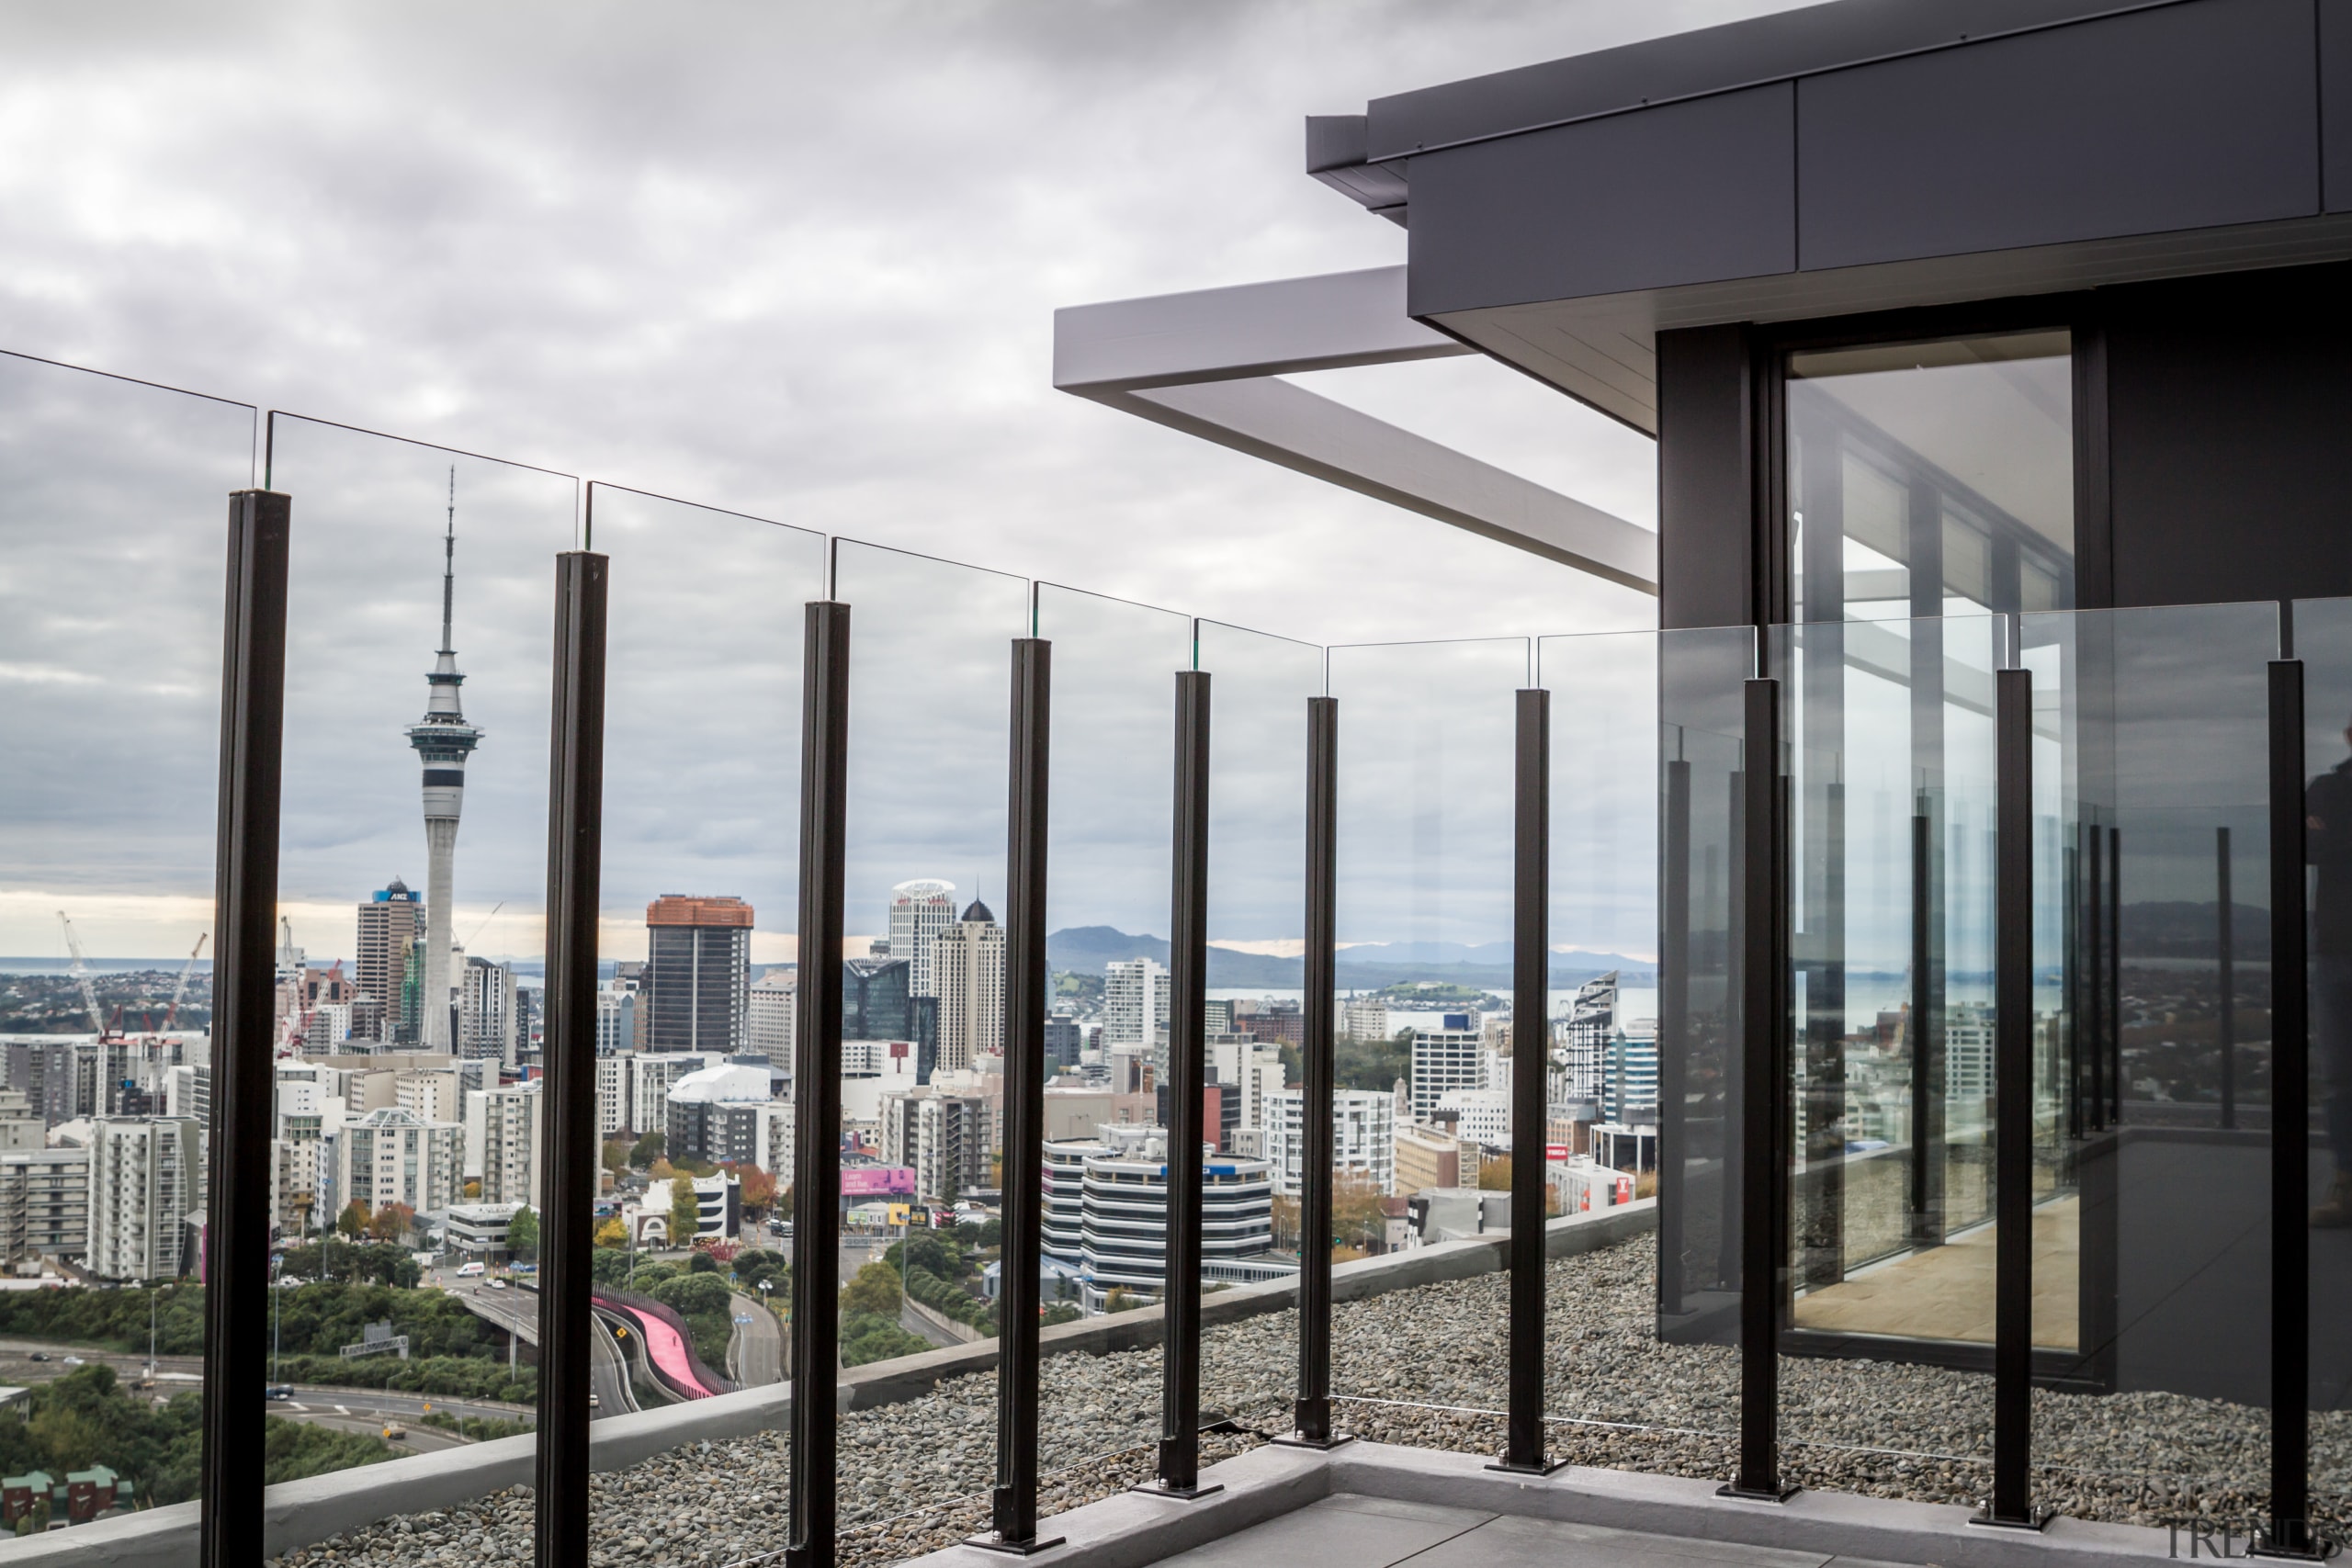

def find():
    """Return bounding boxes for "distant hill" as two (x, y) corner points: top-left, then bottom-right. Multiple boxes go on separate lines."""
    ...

(1046, 926), (1652, 989)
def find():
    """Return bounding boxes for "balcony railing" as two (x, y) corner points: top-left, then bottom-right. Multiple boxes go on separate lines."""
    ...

(2, 342), (2345, 1563)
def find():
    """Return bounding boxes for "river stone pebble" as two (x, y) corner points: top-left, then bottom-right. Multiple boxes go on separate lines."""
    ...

(265, 1235), (2345, 1567)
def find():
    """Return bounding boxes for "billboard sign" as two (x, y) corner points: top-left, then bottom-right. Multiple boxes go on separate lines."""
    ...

(841, 1166), (916, 1197)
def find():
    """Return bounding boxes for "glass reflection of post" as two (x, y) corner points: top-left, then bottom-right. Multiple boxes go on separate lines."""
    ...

(1659, 740), (1691, 1319)
(1796, 412), (1849, 1295)
(2086, 826), (2105, 1132)
(2109, 825), (2122, 1124)
(1718, 760), (1746, 1306)
(2217, 826), (2235, 1131)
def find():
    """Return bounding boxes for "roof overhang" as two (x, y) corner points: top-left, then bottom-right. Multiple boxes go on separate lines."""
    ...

(1051, 267), (1658, 594)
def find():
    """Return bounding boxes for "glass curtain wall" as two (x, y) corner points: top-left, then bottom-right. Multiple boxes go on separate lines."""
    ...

(266, 414), (574, 1479)
(1325, 637), (1524, 1447)
(0, 352), (252, 1514)
(832, 540), (1024, 1539)
(1193, 618), (1321, 1436)
(589, 487), (823, 1535)
(1028, 585), (1188, 1474)
(2024, 603), (2274, 1529)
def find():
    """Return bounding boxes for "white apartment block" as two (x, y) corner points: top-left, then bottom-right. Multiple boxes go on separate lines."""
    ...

(1341, 998), (1389, 1042)
(595, 1051), (632, 1139)
(395, 1067), (466, 1126)
(889, 879), (958, 997)
(596, 983), (638, 1057)
(338, 1106), (461, 1217)
(469, 1081), (544, 1207)
(1434, 1086), (1512, 1151)
(628, 1051), (716, 1142)
(1209, 1038), (1285, 1138)
(746, 969), (795, 1059)
(1262, 1088), (1395, 1198)
(932, 905), (1005, 1075)
(85, 1117), (204, 1282)
(1103, 958), (1170, 1046)
(0, 1147), (89, 1262)
(1408, 1027), (1484, 1116)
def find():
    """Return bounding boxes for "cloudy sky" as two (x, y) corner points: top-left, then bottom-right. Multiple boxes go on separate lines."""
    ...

(0, 0), (1805, 963)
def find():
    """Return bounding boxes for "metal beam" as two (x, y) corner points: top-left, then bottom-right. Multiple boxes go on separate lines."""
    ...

(1053, 268), (1657, 593)
(2264, 657), (2317, 1558)
(1283, 696), (1343, 1449)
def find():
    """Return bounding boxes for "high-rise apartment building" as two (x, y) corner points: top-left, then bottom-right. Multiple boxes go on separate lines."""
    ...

(85, 1117), (204, 1282)
(665, 1063), (786, 1168)
(747, 968), (796, 1059)
(888, 879), (956, 997)
(1341, 998), (1390, 1043)
(627, 1051), (716, 1141)
(595, 980), (637, 1056)
(1408, 1021), (1484, 1116)
(0, 1147), (88, 1263)
(405, 491), (482, 1053)
(355, 880), (425, 1044)
(469, 1081), (543, 1207)
(880, 1089), (988, 1202)
(643, 896), (752, 1054)
(1103, 957), (1170, 1046)
(931, 900), (1005, 1075)
(338, 1107), (460, 1217)
(460, 956), (518, 1066)
(5, 1042), (77, 1127)
(1264, 1088), (1396, 1198)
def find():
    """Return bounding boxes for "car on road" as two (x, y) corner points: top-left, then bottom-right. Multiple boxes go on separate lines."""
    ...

(382, 1424), (408, 1441)
(588, 1393), (600, 1409)
(26, 1352), (47, 1362)
(487, 1278), (509, 1291)
(266, 1385), (294, 1401)
(457, 1261), (485, 1277)
(61, 1356), (83, 1366)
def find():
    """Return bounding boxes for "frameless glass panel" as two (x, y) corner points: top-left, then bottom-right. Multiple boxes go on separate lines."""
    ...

(266, 413), (574, 1483)
(2026, 602), (2274, 1530)
(0, 351), (250, 1513)
(1766, 614), (2004, 1502)
(1788, 333), (2074, 624)
(588, 486), (823, 1536)
(832, 539), (1025, 1541)
(1325, 637), (1524, 1451)
(1029, 584), (1188, 1481)
(1194, 618), (1322, 1438)
(2294, 596), (2352, 1532)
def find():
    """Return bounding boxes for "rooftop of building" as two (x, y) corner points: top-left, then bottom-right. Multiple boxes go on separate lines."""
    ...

(644, 895), (755, 928)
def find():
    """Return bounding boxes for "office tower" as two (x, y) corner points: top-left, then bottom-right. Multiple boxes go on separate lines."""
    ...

(747, 968), (797, 1058)
(889, 879), (956, 997)
(355, 879), (426, 1044)
(338, 1107), (460, 1217)
(85, 1117), (205, 1282)
(1601, 1020), (1660, 1122)
(1103, 957), (1170, 1045)
(1044, 1013), (1082, 1072)
(405, 480), (483, 1053)
(1408, 1018), (1484, 1116)
(931, 899), (1005, 1075)
(460, 956), (518, 1066)
(1557, 971), (1617, 1100)
(595, 982), (638, 1057)
(842, 956), (915, 1043)
(1039, 1126), (1279, 1309)
(643, 896), (752, 1054)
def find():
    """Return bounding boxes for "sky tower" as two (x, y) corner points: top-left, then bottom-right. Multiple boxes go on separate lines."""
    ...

(405, 468), (481, 1050)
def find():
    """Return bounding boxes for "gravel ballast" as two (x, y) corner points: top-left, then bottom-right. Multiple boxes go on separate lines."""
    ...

(265, 1234), (2339, 1566)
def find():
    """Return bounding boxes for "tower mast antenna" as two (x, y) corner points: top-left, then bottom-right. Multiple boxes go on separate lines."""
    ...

(440, 465), (457, 657)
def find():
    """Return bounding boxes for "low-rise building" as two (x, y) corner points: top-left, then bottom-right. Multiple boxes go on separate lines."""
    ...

(445, 1201), (526, 1261)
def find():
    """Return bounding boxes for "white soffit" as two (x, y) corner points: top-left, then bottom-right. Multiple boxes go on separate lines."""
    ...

(1053, 266), (1659, 594)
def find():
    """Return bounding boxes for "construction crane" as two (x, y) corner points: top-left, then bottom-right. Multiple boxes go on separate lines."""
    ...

(163, 934), (207, 1032)
(55, 911), (107, 1040)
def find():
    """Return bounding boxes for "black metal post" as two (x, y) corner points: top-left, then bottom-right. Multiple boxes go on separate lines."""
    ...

(1910, 806), (1934, 1243)
(1725, 677), (1792, 1502)
(2261, 659), (2317, 1557)
(975, 638), (1062, 1554)
(1977, 665), (2046, 1530)
(2109, 825), (2123, 1125)
(199, 490), (290, 1568)
(2219, 826), (2237, 1132)
(1657, 751), (1691, 1319)
(536, 550), (607, 1568)
(1493, 689), (1561, 1474)
(1142, 671), (1216, 1499)
(786, 601), (851, 1568)
(2086, 826), (2106, 1132)
(1282, 696), (1344, 1446)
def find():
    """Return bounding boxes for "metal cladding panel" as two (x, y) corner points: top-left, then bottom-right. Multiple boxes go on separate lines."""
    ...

(2325, 0), (2352, 211)
(1796, 0), (2319, 271)
(1407, 84), (1795, 319)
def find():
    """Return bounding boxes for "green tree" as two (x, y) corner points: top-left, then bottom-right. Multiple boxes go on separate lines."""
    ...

(602, 1139), (632, 1174)
(839, 1260), (901, 1318)
(336, 1200), (369, 1240)
(686, 1249), (718, 1275)
(629, 1130), (665, 1168)
(506, 1205), (539, 1264)
(668, 1174), (701, 1247)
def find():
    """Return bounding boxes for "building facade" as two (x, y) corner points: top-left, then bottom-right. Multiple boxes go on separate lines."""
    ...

(355, 880), (425, 1045)
(888, 879), (957, 998)
(85, 1117), (204, 1282)
(642, 895), (752, 1054)
(337, 1106), (460, 1218)
(930, 900), (1004, 1076)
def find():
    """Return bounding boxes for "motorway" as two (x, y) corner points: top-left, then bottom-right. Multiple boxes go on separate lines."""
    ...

(726, 1292), (784, 1386)
(453, 1283), (634, 1416)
